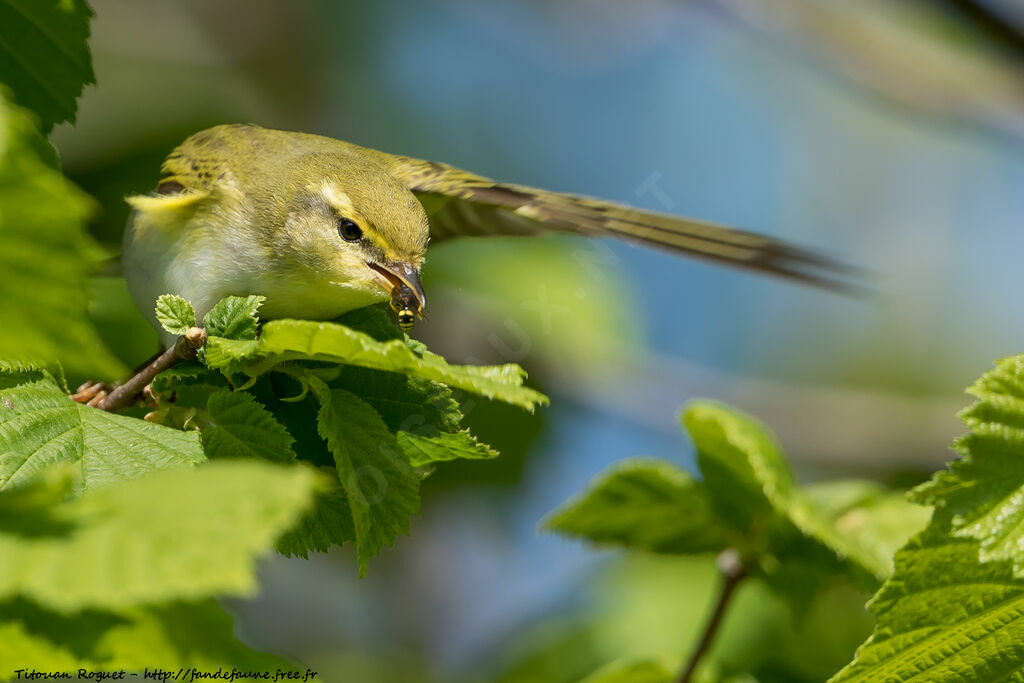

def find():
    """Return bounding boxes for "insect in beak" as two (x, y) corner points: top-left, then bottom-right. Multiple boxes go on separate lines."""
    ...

(366, 261), (426, 332)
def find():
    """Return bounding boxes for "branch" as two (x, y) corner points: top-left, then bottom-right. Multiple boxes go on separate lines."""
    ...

(95, 327), (206, 413)
(677, 549), (747, 683)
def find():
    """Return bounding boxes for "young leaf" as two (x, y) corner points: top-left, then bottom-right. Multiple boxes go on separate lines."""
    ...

(911, 355), (1024, 571)
(307, 378), (420, 574)
(0, 368), (204, 493)
(0, 460), (319, 611)
(0, 95), (121, 379)
(154, 294), (196, 336)
(683, 401), (887, 585)
(683, 401), (794, 534)
(200, 390), (297, 463)
(203, 295), (265, 340)
(0, 0), (94, 131)
(546, 458), (726, 555)
(204, 318), (547, 411)
(803, 480), (931, 579)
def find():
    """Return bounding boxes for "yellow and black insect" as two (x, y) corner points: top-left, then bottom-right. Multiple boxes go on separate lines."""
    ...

(390, 282), (420, 333)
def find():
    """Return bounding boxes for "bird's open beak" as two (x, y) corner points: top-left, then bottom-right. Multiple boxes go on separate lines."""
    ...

(367, 261), (426, 316)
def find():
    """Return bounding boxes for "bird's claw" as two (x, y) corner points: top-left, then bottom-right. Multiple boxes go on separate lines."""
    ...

(70, 381), (111, 406)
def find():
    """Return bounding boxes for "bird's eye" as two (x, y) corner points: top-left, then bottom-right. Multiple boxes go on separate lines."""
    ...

(337, 218), (363, 242)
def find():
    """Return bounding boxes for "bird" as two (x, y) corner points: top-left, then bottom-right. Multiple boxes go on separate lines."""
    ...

(122, 123), (856, 344)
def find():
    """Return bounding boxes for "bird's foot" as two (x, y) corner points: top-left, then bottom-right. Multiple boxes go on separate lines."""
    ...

(69, 381), (112, 407)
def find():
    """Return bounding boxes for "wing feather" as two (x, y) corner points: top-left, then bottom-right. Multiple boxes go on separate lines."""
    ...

(384, 156), (860, 292)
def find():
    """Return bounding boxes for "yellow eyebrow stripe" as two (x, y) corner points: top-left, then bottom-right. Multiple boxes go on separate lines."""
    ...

(314, 180), (399, 255)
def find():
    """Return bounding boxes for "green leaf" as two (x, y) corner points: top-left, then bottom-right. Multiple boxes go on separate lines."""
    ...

(0, 460), (319, 611)
(332, 367), (498, 466)
(0, 0), (94, 131)
(200, 390), (297, 463)
(683, 401), (794, 534)
(0, 94), (121, 379)
(204, 318), (547, 411)
(830, 519), (1024, 683)
(334, 367), (463, 434)
(545, 458), (726, 555)
(683, 402), (885, 585)
(276, 483), (355, 558)
(91, 601), (296, 671)
(581, 660), (672, 683)
(306, 378), (419, 574)
(0, 598), (294, 671)
(203, 295), (265, 340)
(832, 356), (1024, 681)
(398, 429), (498, 467)
(0, 368), (204, 493)
(154, 294), (196, 336)
(0, 619), (83, 670)
(803, 480), (931, 580)
(150, 361), (227, 407)
(911, 355), (1024, 571)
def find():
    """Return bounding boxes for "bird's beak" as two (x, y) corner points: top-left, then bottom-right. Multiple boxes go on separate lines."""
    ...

(367, 261), (426, 315)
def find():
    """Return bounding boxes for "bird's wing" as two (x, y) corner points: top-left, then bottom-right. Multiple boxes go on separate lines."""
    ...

(382, 155), (859, 292)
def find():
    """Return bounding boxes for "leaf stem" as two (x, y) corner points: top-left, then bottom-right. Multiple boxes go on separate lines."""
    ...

(677, 549), (747, 683)
(95, 327), (206, 413)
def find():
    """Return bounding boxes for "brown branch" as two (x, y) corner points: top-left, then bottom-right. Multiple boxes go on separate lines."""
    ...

(95, 327), (207, 413)
(677, 549), (748, 683)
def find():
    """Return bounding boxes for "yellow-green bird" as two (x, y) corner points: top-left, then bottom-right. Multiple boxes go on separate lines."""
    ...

(123, 123), (854, 341)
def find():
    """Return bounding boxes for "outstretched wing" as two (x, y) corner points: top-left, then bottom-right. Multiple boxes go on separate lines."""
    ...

(382, 155), (860, 292)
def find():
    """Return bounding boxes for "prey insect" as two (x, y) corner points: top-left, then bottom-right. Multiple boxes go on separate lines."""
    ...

(390, 281), (421, 333)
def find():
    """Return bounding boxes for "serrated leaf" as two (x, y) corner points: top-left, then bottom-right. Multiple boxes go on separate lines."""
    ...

(911, 355), (1024, 571)
(154, 294), (196, 336)
(832, 356), (1024, 681)
(276, 483), (355, 558)
(335, 367), (463, 434)
(398, 429), (498, 467)
(0, 598), (293, 671)
(830, 519), (1024, 683)
(0, 369), (204, 493)
(306, 378), (419, 574)
(203, 295), (265, 340)
(200, 390), (297, 463)
(546, 458), (727, 555)
(204, 318), (547, 411)
(0, 94), (121, 379)
(0, 460), (319, 611)
(0, 0), (94, 131)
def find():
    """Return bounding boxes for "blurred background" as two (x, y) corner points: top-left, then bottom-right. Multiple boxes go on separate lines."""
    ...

(52, 0), (1024, 680)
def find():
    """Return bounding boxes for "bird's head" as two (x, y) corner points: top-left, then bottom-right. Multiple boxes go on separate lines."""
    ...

(247, 150), (430, 322)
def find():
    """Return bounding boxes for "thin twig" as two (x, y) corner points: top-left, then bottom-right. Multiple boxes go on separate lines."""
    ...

(95, 327), (206, 413)
(677, 549), (748, 683)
